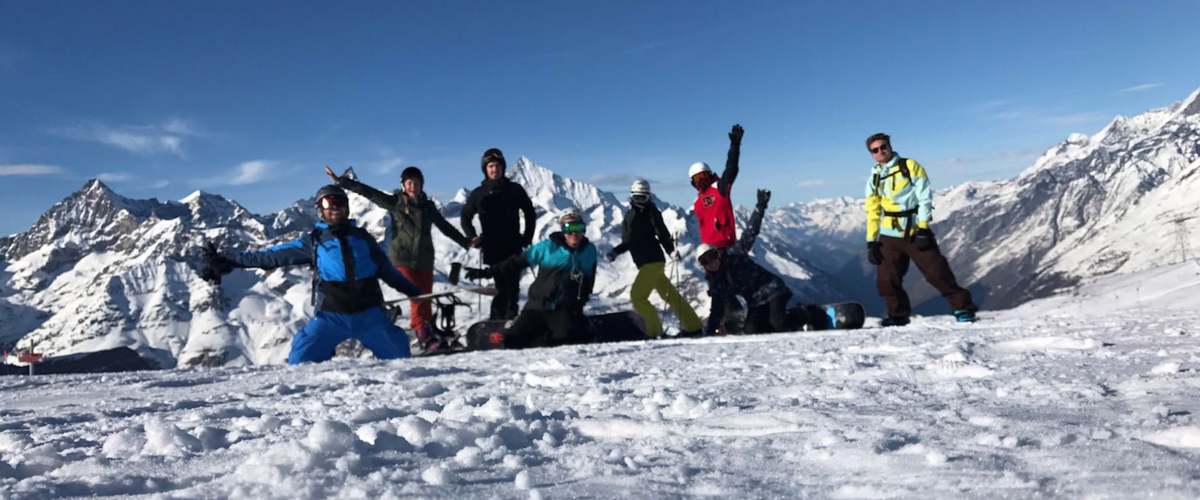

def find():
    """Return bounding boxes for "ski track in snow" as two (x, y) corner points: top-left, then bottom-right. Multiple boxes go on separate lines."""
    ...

(3, 307), (1200, 499)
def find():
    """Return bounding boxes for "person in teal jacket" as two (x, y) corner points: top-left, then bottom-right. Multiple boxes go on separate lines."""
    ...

(465, 208), (598, 348)
(863, 133), (976, 325)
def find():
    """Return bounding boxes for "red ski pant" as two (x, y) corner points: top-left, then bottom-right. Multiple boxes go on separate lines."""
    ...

(397, 267), (434, 331)
(875, 235), (975, 318)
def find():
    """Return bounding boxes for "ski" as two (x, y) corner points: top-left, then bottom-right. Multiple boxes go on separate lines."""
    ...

(385, 286), (498, 305)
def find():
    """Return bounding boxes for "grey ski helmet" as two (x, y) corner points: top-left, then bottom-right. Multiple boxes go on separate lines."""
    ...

(630, 179), (651, 195)
(695, 243), (718, 263)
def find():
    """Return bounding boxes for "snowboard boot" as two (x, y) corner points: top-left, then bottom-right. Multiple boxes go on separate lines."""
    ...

(415, 324), (443, 352)
(881, 316), (910, 327)
(954, 309), (977, 323)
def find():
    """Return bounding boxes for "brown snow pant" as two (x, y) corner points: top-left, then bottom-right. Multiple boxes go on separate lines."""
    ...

(875, 234), (975, 318)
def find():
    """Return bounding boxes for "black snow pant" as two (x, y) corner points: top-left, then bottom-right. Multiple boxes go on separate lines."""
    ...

(504, 307), (592, 349)
(876, 234), (976, 318)
(743, 291), (793, 335)
(490, 266), (522, 321)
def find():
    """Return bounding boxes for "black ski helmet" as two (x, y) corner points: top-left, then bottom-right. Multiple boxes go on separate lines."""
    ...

(481, 148), (506, 175)
(400, 166), (424, 185)
(314, 185), (348, 221)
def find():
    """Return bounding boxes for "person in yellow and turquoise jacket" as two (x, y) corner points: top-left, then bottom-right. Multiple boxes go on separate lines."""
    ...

(864, 133), (977, 326)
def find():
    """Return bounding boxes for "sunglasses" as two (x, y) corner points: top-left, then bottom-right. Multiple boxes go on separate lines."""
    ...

(319, 195), (348, 210)
(630, 193), (650, 203)
(562, 221), (585, 234)
(698, 250), (720, 267)
(870, 144), (891, 154)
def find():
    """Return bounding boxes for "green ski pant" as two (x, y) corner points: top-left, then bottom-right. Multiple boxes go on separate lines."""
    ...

(631, 262), (702, 338)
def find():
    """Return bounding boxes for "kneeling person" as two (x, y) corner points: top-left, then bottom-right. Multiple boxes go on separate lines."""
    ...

(466, 209), (598, 348)
(699, 189), (796, 336)
(200, 185), (423, 364)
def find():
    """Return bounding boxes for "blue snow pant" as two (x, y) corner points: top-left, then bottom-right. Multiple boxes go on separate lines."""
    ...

(288, 307), (412, 365)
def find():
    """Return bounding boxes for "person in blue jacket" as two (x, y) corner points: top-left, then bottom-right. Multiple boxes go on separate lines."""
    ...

(200, 185), (423, 364)
(465, 208), (598, 348)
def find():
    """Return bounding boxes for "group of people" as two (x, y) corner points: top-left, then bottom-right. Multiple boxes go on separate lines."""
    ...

(198, 126), (977, 364)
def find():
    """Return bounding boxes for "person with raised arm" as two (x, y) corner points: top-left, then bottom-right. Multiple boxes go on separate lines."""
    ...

(324, 165), (474, 351)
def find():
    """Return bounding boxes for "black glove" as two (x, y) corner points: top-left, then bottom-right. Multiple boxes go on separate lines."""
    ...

(606, 251), (618, 263)
(464, 266), (492, 281)
(913, 228), (935, 252)
(867, 241), (883, 266)
(199, 241), (234, 284)
(729, 124), (744, 145)
(756, 189), (771, 209)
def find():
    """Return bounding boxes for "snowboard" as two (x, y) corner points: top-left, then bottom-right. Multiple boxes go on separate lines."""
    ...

(589, 311), (648, 343)
(721, 301), (865, 334)
(462, 312), (650, 351)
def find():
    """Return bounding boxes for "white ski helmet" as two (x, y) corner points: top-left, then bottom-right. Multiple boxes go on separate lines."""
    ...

(695, 243), (718, 263)
(630, 179), (651, 195)
(559, 207), (583, 224)
(688, 162), (712, 180)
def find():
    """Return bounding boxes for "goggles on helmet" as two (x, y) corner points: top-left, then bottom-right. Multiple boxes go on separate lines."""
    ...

(319, 195), (348, 210)
(630, 193), (650, 204)
(561, 221), (585, 234)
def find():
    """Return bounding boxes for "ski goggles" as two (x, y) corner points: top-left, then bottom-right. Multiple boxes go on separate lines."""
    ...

(561, 221), (585, 234)
(319, 195), (348, 210)
(698, 250), (720, 267)
(630, 193), (650, 204)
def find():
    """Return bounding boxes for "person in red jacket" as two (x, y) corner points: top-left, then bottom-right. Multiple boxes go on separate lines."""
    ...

(690, 124), (743, 249)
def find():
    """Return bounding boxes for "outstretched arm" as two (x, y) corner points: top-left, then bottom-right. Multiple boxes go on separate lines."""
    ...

(649, 206), (675, 255)
(733, 189), (770, 254)
(430, 206), (473, 249)
(328, 167), (398, 210)
(225, 237), (313, 269)
(717, 124), (743, 198)
(368, 238), (422, 296)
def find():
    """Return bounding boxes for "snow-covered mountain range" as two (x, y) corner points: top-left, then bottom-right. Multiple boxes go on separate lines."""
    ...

(2, 86), (1198, 367)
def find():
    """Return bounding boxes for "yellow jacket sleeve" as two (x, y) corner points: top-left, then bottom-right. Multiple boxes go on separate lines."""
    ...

(864, 176), (881, 241)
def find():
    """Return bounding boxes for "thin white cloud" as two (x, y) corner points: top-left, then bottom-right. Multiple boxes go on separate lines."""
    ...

(97, 172), (134, 183)
(586, 173), (657, 187)
(0, 164), (68, 176)
(1051, 113), (1107, 125)
(1120, 83), (1162, 93)
(54, 119), (202, 157)
(230, 160), (277, 186)
(149, 180), (170, 189)
(796, 179), (827, 188)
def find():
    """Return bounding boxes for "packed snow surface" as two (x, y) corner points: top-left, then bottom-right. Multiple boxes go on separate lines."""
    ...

(5, 272), (1200, 499)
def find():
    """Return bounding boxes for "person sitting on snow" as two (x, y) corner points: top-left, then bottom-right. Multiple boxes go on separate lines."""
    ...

(199, 184), (423, 364)
(698, 188), (799, 336)
(465, 208), (598, 348)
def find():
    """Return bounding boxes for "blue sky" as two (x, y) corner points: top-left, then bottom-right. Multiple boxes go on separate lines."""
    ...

(2, 0), (1199, 237)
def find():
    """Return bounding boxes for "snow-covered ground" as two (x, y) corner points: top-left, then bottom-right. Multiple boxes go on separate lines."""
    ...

(4, 265), (1200, 499)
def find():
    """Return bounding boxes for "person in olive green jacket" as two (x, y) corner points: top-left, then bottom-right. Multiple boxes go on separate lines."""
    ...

(325, 166), (475, 350)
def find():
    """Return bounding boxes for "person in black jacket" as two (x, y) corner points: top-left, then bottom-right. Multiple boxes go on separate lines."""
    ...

(698, 189), (798, 336)
(465, 209), (598, 348)
(461, 148), (537, 320)
(607, 179), (702, 338)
